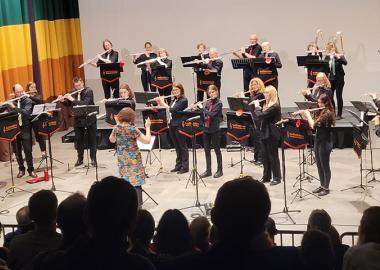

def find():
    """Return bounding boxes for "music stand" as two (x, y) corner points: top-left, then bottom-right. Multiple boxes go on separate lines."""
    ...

(99, 63), (123, 98)
(226, 111), (254, 176)
(270, 119), (301, 224)
(134, 91), (159, 106)
(142, 106), (170, 177)
(32, 104), (64, 171)
(294, 101), (319, 110)
(177, 111), (205, 188)
(179, 112), (206, 215)
(351, 101), (380, 183)
(181, 56), (202, 102)
(73, 105), (100, 180)
(250, 58), (278, 86)
(105, 100), (133, 126)
(0, 111), (32, 201)
(227, 97), (251, 112)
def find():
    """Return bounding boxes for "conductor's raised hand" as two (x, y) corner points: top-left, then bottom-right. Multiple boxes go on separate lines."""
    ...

(145, 117), (151, 128)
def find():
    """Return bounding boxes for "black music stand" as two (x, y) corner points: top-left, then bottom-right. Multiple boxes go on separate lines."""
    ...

(226, 110), (254, 176)
(351, 101), (380, 183)
(179, 112), (206, 215)
(250, 58), (277, 86)
(105, 100), (133, 125)
(0, 111), (32, 201)
(135, 91), (159, 106)
(99, 63), (123, 98)
(177, 111), (205, 188)
(142, 106), (170, 177)
(294, 101), (319, 111)
(73, 105), (100, 180)
(32, 103), (64, 171)
(227, 97), (251, 112)
(270, 120), (301, 224)
(341, 121), (373, 193)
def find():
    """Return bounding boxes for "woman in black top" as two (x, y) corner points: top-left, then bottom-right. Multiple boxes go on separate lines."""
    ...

(301, 94), (335, 196)
(155, 82), (189, 174)
(26, 81), (47, 158)
(301, 72), (333, 103)
(119, 83), (136, 111)
(133, 42), (157, 92)
(90, 39), (119, 99)
(253, 85), (282, 185)
(151, 48), (173, 103)
(194, 85), (223, 178)
(324, 42), (347, 120)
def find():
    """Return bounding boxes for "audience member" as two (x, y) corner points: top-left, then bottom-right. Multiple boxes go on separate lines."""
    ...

(129, 209), (156, 257)
(8, 190), (62, 270)
(265, 217), (278, 246)
(189, 216), (211, 253)
(34, 176), (155, 270)
(301, 229), (334, 270)
(155, 209), (193, 257)
(343, 206), (380, 270)
(3, 206), (33, 248)
(208, 225), (219, 246)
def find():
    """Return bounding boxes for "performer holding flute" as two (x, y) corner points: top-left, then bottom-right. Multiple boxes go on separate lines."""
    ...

(192, 85), (223, 178)
(233, 34), (262, 93)
(301, 72), (333, 102)
(155, 82), (189, 174)
(151, 48), (173, 102)
(198, 48), (223, 94)
(324, 41), (347, 120)
(57, 77), (97, 167)
(89, 39), (119, 99)
(26, 81), (47, 158)
(5, 84), (38, 178)
(253, 85), (282, 185)
(109, 107), (151, 208)
(133, 42), (157, 92)
(118, 83), (136, 111)
(368, 93), (380, 137)
(301, 94), (335, 196)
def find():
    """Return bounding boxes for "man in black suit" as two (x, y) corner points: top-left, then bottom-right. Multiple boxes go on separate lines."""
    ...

(59, 77), (97, 167)
(8, 84), (38, 178)
(90, 39), (119, 99)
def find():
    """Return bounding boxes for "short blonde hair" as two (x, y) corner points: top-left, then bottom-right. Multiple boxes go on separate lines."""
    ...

(249, 78), (265, 95)
(158, 48), (168, 57)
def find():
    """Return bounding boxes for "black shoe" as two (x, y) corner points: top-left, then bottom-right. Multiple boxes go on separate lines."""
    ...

(312, 186), (323, 193)
(177, 169), (189, 174)
(171, 167), (181, 172)
(270, 179), (281, 186)
(17, 170), (25, 178)
(91, 159), (97, 167)
(336, 115), (343, 120)
(253, 160), (263, 166)
(200, 171), (212, 178)
(261, 178), (270, 183)
(75, 159), (83, 167)
(28, 171), (38, 178)
(318, 189), (330, 196)
(213, 170), (223, 178)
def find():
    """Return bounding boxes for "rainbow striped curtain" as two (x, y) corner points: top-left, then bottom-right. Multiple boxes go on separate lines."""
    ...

(0, 0), (84, 101)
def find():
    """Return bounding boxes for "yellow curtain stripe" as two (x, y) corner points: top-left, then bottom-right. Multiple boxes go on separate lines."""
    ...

(0, 24), (32, 71)
(34, 18), (83, 61)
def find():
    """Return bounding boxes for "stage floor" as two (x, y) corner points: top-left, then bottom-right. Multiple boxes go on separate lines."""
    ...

(1, 130), (380, 244)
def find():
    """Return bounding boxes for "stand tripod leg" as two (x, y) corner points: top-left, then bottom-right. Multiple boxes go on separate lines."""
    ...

(142, 189), (159, 206)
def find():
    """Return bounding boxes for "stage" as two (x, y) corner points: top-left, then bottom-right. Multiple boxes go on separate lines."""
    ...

(1, 124), (380, 245)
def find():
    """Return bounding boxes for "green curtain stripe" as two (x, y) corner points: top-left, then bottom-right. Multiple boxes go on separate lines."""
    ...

(0, 0), (29, 26)
(33, 0), (79, 21)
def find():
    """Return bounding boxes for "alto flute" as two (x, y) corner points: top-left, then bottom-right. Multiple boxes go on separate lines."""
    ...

(0, 94), (30, 106)
(78, 48), (112, 69)
(292, 107), (323, 116)
(248, 98), (266, 106)
(147, 94), (175, 103)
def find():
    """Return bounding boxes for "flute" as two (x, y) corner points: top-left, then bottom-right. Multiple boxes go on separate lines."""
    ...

(52, 88), (84, 103)
(147, 94), (175, 103)
(248, 98), (266, 106)
(0, 94), (30, 106)
(96, 97), (132, 104)
(184, 98), (212, 111)
(78, 48), (112, 69)
(292, 107), (323, 116)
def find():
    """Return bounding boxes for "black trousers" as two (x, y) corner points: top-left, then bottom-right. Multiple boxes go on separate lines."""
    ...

(32, 124), (46, 152)
(135, 186), (142, 209)
(243, 68), (254, 92)
(261, 138), (281, 181)
(12, 125), (34, 173)
(102, 80), (119, 99)
(74, 123), (97, 161)
(141, 70), (156, 92)
(249, 125), (262, 162)
(203, 130), (222, 172)
(331, 78), (345, 117)
(314, 140), (333, 190)
(169, 126), (189, 170)
(197, 90), (208, 102)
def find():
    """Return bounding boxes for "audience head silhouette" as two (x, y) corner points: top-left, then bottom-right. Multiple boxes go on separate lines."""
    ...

(358, 206), (380, 245)
(130, 209), (155, 248)
(16, 206), (32, 226)
(189, 216), (211, 252)
(156, 209), (193, 256)
(28, 190), (58, 228)
(85, 176), (137, 243)
(307, 209), (332, 233)
(211, 176), (271, 244)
